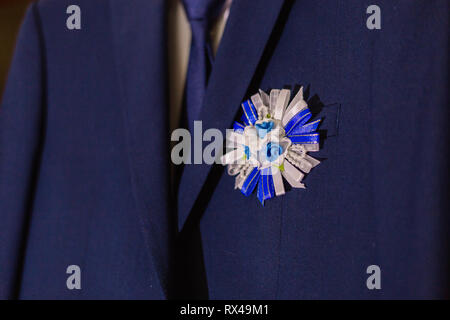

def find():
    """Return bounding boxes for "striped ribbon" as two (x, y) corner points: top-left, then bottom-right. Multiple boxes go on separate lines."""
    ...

(257, 167), (275, 205)
(241, 167), (260, 196)
(287, 133), (320, 144)
(284, 108), (312, 135)
(233, 121), (245, 133)
(241, 99), (258, 125)
(288, 118), (321, 135)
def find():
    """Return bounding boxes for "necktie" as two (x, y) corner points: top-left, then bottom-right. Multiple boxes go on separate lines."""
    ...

(182, 0), (225, 131)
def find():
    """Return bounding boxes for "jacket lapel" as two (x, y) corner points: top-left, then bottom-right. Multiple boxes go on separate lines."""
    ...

(178, 0), (287, 230)
(110, 0), (171, 297)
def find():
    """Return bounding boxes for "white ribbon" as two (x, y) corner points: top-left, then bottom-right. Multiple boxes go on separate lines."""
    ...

(302, 144), (319, 152)
(227, 163), (243, 176)
(259, 89), (270, 107)
(282, 160), (305, 188)
(305, 154), (320, 168)
(272, 167), (285, 196)
(294, 157), (313, 173)
(282, 87), (308, 127)
(235, 170), (247, 189)
(282, 170), (305, 189)
(235, 165), (256, 189)
(235, 174), (245, 189)
(221, 148), (245, 165)
(283, 159), (304, 181)
(269, 89), (280, 116)
(273, 89), (290, 121)
(286, 151), (317, 174)
(226, 130), (245, 145)
(251, 93), (265, 118)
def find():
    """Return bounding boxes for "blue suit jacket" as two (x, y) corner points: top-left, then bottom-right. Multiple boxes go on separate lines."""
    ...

(0, 0), (448, 299)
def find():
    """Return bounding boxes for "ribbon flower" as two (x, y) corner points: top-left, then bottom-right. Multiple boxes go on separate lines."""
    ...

(220, 87), (321, 205)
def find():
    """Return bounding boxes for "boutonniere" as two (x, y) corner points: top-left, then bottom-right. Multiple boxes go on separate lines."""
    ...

(221, 87), (321, 205)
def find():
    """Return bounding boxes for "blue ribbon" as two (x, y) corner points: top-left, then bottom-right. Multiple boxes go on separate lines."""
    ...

(241, 99), (258, 126)
(241, 167), (260, 196)
(257, 174), (264, 205)
(284, 108), (312, 135)
(257, 167), (275, 205)
(288, 118), (321, 135)
(233, 121), (245, 133)
(287, 133), (320, 144)
(240, 113), (250, 126)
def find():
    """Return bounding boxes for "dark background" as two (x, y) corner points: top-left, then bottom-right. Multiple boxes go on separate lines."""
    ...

(0, 0), (32, 100)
